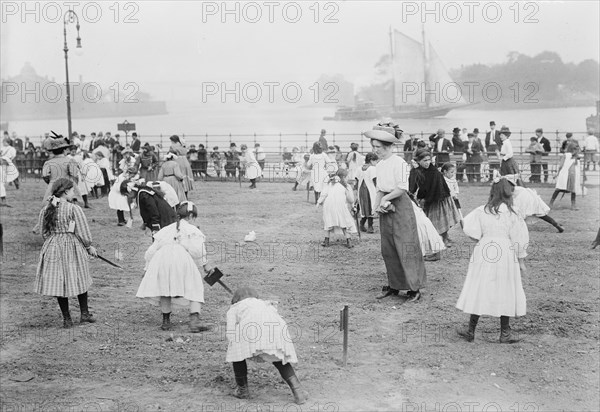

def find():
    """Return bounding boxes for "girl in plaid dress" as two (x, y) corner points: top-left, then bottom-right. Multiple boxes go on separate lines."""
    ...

(226, 286), (309, 405)
(35, 178), (98, 328)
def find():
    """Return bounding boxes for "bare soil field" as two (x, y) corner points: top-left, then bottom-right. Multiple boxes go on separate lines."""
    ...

(1, 177), (599, 412)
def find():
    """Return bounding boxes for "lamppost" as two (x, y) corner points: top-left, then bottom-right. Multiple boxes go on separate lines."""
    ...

(63, 10), (81, 140)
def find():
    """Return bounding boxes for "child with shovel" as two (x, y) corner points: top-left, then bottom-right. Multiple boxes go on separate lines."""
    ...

(136, 201), (212, 332)
(226, 286), (309, 405)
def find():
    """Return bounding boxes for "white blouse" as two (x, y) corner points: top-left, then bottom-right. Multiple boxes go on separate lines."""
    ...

(500, 139), (514, 160)
(375, 154), (410, 192)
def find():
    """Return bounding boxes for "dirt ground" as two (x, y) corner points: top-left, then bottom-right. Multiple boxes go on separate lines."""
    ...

(1, 175), (599, 412)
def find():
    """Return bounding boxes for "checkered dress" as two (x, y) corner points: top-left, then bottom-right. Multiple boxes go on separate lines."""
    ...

(226, 298), (298, 365)
(34, 201), (93, 297)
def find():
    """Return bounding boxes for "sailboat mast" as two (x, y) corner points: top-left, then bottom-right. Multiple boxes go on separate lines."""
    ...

(422, 25), (430, 108)
(389, 26), (396, 111)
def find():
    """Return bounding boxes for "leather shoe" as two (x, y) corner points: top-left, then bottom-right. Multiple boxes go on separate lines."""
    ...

(406, 290), (421, 302)
(376, 288), (399, 299)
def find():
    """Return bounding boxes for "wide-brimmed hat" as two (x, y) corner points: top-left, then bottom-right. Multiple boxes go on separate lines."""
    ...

(363, 130), (398, 143)
(500, 126), (511, 137)
(45, 131), (71, 151)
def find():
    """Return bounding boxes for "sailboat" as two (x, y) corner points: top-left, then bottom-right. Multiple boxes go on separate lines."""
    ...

(388, 26), (470, 119)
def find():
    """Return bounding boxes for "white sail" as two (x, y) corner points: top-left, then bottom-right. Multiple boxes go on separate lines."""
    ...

(392, 29), (465, 109)
(392, 30), (425, 107)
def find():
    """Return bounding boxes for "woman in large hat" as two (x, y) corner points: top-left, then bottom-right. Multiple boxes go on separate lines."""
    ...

(41, 132), (85, 206)
(365, 130), (426, 302)
(169, 135), (194, 197)
(497, 126), (520, 177)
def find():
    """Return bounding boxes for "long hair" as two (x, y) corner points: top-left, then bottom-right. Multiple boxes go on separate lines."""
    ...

(336, 168), (349, 188)
(484, 179), (516, 215)
(175, 202), (198, 232)
(43, 178), (74, 234)
(312, 141), (323, 154)
(169, 135), (181, 144)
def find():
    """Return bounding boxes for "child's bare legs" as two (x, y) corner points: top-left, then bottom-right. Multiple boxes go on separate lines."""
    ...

(321, 229), (332, 247)
(160, 297), (172, 330)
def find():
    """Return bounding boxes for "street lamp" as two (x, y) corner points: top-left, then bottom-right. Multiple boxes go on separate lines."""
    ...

(63, 10), (82, 140)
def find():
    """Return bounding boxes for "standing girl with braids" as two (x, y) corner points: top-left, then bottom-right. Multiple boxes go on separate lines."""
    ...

(35, 178), (98, 328)
(136, 201), (212, 333)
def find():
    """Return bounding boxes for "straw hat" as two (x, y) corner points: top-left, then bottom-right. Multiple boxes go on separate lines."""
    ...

(363, 129), (398, 143)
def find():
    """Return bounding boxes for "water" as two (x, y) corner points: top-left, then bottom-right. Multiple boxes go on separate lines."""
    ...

(6, 104), (596, 154)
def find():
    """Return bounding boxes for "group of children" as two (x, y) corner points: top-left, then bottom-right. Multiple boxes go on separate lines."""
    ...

(28, 128), (593, 404)
(34, 173), (308, 404)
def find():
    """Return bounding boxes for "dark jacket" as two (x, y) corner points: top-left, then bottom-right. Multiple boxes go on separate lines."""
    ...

(137, 188), (177, 232)
(538, 136), (551, 155)
(485, 130), (502, 152)
(433, 137), (453, 165)
(452, 134), (464, 153)
(465, 139), (484, 163)
(131, 139), (141, 153)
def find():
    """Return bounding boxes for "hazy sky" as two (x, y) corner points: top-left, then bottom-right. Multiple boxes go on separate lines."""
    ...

(2, 0), (599, 100)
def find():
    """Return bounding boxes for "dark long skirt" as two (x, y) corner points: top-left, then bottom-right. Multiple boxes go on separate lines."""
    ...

(358, 181), (373, 218)
(379, 192), (427, 291)
(500, 158), (519, 175)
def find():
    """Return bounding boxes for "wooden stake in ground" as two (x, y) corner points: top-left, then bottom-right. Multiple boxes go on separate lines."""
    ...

(340, 305), (349, 367)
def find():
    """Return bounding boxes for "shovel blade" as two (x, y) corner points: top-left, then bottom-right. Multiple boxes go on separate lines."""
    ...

(204, 267), (224, 286)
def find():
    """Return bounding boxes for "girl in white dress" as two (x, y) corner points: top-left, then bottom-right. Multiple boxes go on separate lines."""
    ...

(240, 144), (262, 189)
(549, 142), (582, 210)
(307, 142), (338, 204)
(316, 168), (356, 248)
(226, 286), (308, 405)
(456, 177), (529, 343)
(109, 167), (138, 226)
(137, 201), (212, 333)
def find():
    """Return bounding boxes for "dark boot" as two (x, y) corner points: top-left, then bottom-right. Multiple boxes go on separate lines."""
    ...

(233, 361), (250, 399)
(345, 238), (353, 249)
(321, 237), (330, 247)
(284, 375), (309, 405)
(189, 312), (210, 333)
(13, 178), (19, 190)
(359, 217), (367, 232)
(539, 215), (564, 233)
(82, 195), (91, 208)
(457, 314), (479, 342)
(78, 293), (96, 323)
(292, 182), (298, 191)
(499, 316), (521, 343)
(424, 252), (440, 261)
(161, 312), (172, 331)
(367, 217), (374, 233)
(233, 375), (250, 399)
(314, 191), (320, 204)
(57, 297), (73, 328)
(117, 210), (126, 226)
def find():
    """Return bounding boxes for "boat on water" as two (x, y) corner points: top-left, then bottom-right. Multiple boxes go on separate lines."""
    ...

(0, 63), (167, 122)
(323, 101), (381, 121)
(325, 27), (470, 121)
(586, 101), (600, 137)
(387, 27), (471, 119)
